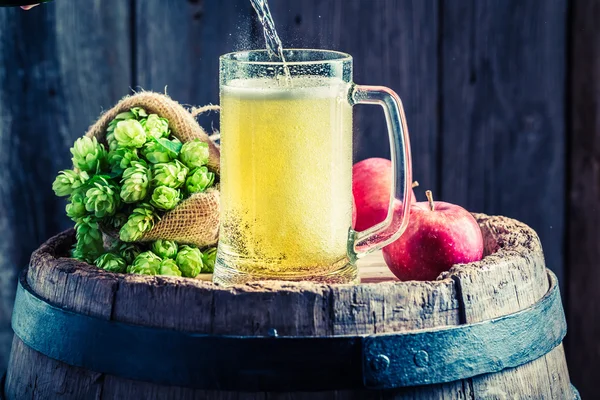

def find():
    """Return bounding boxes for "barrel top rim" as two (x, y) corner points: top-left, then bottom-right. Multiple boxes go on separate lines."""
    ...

(31, 213), (543, 293)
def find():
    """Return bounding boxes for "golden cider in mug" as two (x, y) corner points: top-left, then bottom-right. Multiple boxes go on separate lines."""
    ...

(218, 77), (353, 279)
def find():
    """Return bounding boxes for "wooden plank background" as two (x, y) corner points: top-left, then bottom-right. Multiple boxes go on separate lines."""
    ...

(568, 0), (600, 398)
(0, 0), (596, 397)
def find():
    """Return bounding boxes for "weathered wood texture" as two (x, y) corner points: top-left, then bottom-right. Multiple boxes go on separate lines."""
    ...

(440, 0), (567, 288)
(567, 0), (600, 398)
(267, 0), (439, 193)
(5, 215), (571, 399)
(0, 1), (130, 370)
(135, 0), (252, 112)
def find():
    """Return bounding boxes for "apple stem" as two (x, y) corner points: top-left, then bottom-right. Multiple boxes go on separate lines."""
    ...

(426, 190), (435, 211)
(412, 181), (419, 188)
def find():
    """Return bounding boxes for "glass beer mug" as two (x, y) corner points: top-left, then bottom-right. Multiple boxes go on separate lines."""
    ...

(213, 49), (412, 285)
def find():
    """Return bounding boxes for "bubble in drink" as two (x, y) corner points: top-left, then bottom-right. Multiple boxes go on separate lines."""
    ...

(218, 77), (353, 278)
(250, 0), (292, 83)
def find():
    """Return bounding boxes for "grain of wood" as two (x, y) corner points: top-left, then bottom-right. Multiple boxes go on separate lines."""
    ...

(445, 215), (571, 398)
(5, 231), (120, 399)
(4, 214), (571, 399)
(567, 0), (600, 398)
(0, 0), (130, 371)
(440, 0), (567, 289)
(135, 0), (253, 111)
(266, 0), (439, 194)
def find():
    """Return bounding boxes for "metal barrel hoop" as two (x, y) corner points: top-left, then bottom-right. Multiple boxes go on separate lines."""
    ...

(10, 269), (571, 392)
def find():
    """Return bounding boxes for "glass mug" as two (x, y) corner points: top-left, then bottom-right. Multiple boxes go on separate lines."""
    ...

(213, 49), (412, 285)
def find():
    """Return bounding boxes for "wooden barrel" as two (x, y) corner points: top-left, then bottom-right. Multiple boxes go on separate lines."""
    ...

(4, 214), (575, 399)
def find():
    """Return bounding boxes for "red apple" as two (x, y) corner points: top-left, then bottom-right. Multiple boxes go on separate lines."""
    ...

(353, 158), (416, 231)
(382, 190), (483, 281)
(352, 199), (357, 228)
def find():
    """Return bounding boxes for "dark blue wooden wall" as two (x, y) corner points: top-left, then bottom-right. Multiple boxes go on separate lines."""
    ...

(0, 0), (595, 397)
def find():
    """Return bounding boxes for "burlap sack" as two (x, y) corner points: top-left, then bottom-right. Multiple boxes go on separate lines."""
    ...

(86, 91), (220, 248)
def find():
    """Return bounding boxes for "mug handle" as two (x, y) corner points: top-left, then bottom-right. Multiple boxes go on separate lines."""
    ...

(349, 85), (413, 260)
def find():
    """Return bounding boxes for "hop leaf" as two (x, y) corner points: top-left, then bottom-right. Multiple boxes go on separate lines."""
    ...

(142, 139), (177, 164)
(108, 147), (139, 175)
(152, 239), (178, 259)
(117, 242), (142, 264)
(95, 253), (127, 273)
(84, 177), (120, 218)
(128, 251), (161, 275)
(53, 170), (90, 197)
(66, 189), (87, 221)
(73, 216), (104, 263)
(158, 258), (182, 277)
(179, 139), (209, 169)
(150, 186), (181, 211)
(120, 160), (151, 203)
(114, 119), (147, 148)
(119, 203), (156, 242)
(70, 137), (107, 173)
(141, 114), (170, 139)
(176, 245), (203, 278)
(185, 166), (215, 194)
(152, 160), (188, 189)
(201, 247), (217, 273)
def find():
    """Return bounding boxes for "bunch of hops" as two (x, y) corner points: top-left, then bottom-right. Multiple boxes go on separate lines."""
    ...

(53, 107), (217, 278)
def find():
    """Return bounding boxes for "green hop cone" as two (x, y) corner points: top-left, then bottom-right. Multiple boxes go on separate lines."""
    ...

(141, 114), (170, 139)
(185, 166), (215, 194)
(108, 147), (139, 175)
(114, 119), (147, 148)
(128, 251), (161, 275)
(114, 110), (137, 122)
(95, 253), (127, 273)
(179, 139), (209, 169)
(152, 239), (178, 259)
(119, 203), (156, 242)
(71, 246), (86, 261)
(53, 170), (90, 197)
(120, 160), (151, 203)
(117, 242), (142, 264)
(150, 186), (180, 211)
(74, 216), (104, 263)
(104, 212), (129, 230)
(158, 258), (182, 277)
(176, 245), (203, 278)
(201, 247), (217, 273)
(152, 160), (188, 189)
(130, 107), (148, 119)
(84, 177), (120, 218)
(107, 110), (137, 151)
(106, 131), (119, 152)
(70, 136), (108, 173)
(66, 189), (87, 221)
(142, 140), (173, 164)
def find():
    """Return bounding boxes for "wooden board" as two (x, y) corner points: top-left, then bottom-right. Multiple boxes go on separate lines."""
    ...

(135, 0), (252, 115)
(266, 0), (440, 193)
(567, 0), (600, 398)
(0, 1), (130, 370)
(440, 0), (567, 288)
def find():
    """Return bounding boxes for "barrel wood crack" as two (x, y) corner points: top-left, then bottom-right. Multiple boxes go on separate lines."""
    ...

(4, 214), (572, 399)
